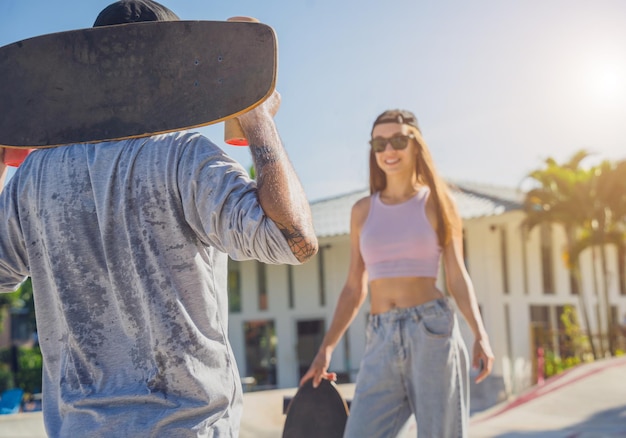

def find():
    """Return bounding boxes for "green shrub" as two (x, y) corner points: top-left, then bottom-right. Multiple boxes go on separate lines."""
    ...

(0, 346), (43, 394)
(16, 346), (43, 394)
(543, 349), (584, 378)
(0, 365), (15, 393)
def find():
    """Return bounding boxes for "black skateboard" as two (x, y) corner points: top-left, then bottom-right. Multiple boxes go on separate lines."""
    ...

(0, 20), (277, 150)
(282, 379), (350, 438)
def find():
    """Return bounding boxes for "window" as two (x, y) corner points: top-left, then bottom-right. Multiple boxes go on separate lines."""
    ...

(521, 226), (529, 295)
(317, 245), (331, 307)
(530, 305), (551, 331)
(556, 305), (575, 358)
(504, 304), (513, 367)
(611, 305), (619, 334)
(500, 226), (509, 294)
(287, 265), (295, 309)
(529, 304), (552, 365)
(619, 245), (626, 296)
(10, 308), (34, 344)
(227, 259), (241, 313)
(296, 319), (324, 379)
(569, 271), (580, 296)
(257, 262), (268, 311)
(243, 320), (277, 388)
(540, 224), (555, 294)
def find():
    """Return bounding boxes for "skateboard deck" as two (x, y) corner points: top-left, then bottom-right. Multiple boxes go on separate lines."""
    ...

(0, 20), (277, 149)
(282, 379), (349, 438)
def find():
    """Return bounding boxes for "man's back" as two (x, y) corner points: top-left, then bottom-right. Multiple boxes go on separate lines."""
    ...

(0, 131), (298, 436)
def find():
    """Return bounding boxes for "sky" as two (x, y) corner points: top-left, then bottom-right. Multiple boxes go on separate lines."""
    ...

(1, 1), (625, 201)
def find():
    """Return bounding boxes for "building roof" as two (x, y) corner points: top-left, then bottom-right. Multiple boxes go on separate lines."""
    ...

(310, 181), (524, 238)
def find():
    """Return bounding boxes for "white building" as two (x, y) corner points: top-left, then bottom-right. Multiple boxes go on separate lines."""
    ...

(226, 182), (626, 410)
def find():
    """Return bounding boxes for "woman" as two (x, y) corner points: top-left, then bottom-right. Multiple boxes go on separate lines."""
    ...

(301, 109), (494, 437)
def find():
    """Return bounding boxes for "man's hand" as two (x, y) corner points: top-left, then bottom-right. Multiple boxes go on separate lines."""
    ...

(237, 90), (280, 128)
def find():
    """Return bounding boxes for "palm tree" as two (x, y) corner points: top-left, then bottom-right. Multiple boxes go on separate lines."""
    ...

(587, 159), (626, 354)
(522, 150), (598, 359)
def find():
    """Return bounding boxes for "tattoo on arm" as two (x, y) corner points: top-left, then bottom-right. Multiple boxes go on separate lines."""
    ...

(249, 143), (318, 262)
(250, 145), (280, 168)
(278, 223), (317, 263)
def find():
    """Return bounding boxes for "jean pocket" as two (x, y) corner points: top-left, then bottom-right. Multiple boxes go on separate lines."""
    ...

(419, 307), (454, 339)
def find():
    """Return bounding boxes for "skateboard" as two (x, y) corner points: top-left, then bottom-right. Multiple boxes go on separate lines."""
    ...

(0, 20), (277, 150)
(282, 379), (349, 438)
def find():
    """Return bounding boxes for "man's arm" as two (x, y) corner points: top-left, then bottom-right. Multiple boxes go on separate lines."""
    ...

(236, 91), (318, 263)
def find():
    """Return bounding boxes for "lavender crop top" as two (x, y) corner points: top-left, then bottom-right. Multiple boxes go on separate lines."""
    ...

(359, 187), (442, 281)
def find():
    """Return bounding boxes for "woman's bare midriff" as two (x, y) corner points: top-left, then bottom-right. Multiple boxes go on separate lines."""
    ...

(369, 277), (445, 314)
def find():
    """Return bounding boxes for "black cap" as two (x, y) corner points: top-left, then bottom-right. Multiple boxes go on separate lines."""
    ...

(93, 0), (179, 27)
(372, 109), (420, 131)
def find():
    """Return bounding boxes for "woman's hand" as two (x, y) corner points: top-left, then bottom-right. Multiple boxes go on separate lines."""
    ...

(299, 347), (337, 388)
(472, 337), (495, 384)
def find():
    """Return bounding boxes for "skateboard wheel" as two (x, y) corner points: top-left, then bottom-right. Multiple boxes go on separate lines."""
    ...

(224, 119), (248, 146)
(3, 148), (33, 167)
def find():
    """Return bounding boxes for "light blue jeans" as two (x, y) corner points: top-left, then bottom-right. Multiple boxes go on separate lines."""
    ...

(344, 298), (470, 438)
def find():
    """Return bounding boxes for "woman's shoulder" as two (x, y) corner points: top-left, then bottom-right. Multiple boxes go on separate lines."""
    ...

(353, 193), (374, 211)
(351, 194), (373, 225)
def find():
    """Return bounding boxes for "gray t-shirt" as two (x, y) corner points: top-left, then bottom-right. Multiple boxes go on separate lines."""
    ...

(0, 132), (299, 437)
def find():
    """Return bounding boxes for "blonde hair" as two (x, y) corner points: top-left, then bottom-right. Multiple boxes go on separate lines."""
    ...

(369, 109), (457, 246)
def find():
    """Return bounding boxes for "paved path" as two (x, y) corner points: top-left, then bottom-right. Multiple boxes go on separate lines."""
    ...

(2, 356), (625, 437)
(0, 411), (45, 438)
(468, 355), (626, 438)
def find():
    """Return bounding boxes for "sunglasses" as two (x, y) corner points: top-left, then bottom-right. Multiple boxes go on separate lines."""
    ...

(369, 134), (415, 153)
